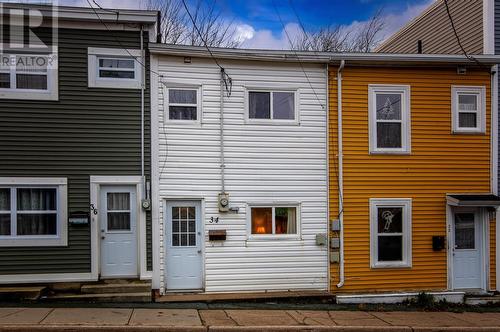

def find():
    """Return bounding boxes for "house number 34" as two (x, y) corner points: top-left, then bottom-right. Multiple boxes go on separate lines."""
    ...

(210, 217), (219, 224)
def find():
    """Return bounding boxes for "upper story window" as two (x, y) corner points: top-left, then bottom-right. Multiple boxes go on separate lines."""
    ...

(247, 89), (297, 123)
(370, 198), (412, 269)
(0, 52), (58, 100)
(88, 47), (142, 89)
(0, 178), (67, 247)
(248, 204), (300, 239)
(451, 86), (486, 134)
(369, 85), (411, 154)
(165, 86), (201, 122)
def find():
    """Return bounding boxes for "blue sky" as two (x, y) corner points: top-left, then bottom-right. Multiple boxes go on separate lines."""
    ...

(66, 0), (435, 49)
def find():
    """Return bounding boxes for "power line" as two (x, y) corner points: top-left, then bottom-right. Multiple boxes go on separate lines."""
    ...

(271, 0), (325, 110)
(443, 0), (486, 69)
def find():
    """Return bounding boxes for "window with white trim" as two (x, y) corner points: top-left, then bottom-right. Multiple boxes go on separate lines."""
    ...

(369, 85), (411, 154)
(0, 53), (58, 100)
(88, 47), (142, 89)
(451, 86), (486, 134)
(166, 87), (200, 121)
(370, 198), (412, 268)
(249, 205), (298, 237)
(0, 178), (67, 247)
(247, 90), (296, 121)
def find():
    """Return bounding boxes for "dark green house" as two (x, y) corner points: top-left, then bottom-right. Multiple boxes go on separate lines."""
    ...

(0, 3), (157, 296)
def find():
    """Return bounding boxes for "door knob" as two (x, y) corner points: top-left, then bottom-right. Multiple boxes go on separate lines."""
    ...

(101, 236), (105, 240)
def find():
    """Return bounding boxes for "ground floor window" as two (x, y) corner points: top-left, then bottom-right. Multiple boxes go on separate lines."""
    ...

(370, 198), (412, 268)
(0, 178), (67, 247)
(249, 205), (299, 238)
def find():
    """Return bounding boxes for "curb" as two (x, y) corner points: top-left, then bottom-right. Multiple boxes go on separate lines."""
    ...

(0, 326), (499, 332)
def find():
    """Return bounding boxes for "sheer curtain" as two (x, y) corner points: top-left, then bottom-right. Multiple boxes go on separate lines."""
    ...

(107, 193), (130, 231)
(17, 188), (57, 236)
(286, 207), (297, 234)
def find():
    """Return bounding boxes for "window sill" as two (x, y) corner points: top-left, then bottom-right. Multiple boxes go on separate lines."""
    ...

(452, 129), (486, 135)
(0, 90), (58, 101)
(371, 262), (412, 269)
(369, 150), (411, 155)
(0, 236), (67, 247)
(245, 119), (300, 126)
(89, 79), (142, 89)
(247, 235), (301, 241)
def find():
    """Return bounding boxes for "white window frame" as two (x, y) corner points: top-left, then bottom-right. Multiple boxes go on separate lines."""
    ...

(0, 177), (68, 247)
(246, 203), (301, 240)
(88, 47), (142, 89)
(451, 86), (486, 134)
(163, 84), (202, 124)
(368, 85), (411, 154)
(370, 198), (412, 269)
(245, 88), (299, 125)
(0, 51), (58, 101)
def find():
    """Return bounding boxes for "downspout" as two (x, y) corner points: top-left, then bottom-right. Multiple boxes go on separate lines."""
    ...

(140, 25), (145, 189)
(220, 69), (226, 194)
(336, 60), (345, 289)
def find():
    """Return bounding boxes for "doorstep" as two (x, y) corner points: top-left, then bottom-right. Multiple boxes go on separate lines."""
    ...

(156, 290), (334, 303)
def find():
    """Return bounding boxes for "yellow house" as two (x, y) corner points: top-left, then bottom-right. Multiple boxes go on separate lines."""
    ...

(328, 57), (500, 302)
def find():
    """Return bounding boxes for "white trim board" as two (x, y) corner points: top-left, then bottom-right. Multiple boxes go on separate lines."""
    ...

(483, 0), (495, 55)
(336, 291), (465, 304)
(0, 272), (96, 284)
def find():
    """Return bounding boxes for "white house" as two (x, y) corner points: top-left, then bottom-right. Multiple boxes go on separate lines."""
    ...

(150, 45), (329, 295)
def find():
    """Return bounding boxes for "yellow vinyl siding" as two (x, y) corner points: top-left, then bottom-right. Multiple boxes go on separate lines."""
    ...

(329, 66), (492, 292)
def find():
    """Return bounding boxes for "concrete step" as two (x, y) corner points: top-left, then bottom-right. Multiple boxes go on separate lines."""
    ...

(0, 286), (46, 301)
(81, 282), (151, 294)
(45, 292), (151, 303)
(465, 295), (500, 305)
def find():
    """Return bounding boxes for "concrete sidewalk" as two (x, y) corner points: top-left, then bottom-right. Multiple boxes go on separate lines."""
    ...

(1, 307), (500, 331)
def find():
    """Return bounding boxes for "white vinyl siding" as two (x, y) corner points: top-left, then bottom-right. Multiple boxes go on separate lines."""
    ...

(156, 56), (328, 293)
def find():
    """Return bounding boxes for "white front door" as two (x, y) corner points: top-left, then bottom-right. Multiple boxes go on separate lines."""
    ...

(100, 185), (138, 278)
(452, 210), (484, 290)
(165, 201), (203, 290)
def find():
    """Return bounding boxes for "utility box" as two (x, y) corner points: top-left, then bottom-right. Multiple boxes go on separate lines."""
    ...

(331, 219), (340, 231)
(315, 233), (327, 246)
(218, 193), (229, 212)
(330, 238), (340, 249)
(330, 252), (340, 263)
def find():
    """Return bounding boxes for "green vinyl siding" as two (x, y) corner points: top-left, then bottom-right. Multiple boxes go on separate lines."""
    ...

(0, 27), (152, 274)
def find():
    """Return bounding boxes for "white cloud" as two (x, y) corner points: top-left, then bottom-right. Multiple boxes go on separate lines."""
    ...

(240, 22), (302, 50)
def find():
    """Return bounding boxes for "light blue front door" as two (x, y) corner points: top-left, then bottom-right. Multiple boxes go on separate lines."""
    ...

(165, 201), (203, 290)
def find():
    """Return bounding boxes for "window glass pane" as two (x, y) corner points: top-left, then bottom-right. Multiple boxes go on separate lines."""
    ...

(455, 213), (475, 249)
(17, 188), (56, 211)
(189, 233), (196, 246)
(376, 122), (402, 148)
(275, 207), (297, 234)
(0, 73), (10, 88)
(0, 214), (10, 235)
(378, 236), (403, 261)
(181, 233), (187, 246)
(17, 213), (57, 235)
(458, 94), (478, 111)
(107, 212), (131, 231)
(169, 106), (197, 120)
(376, 93), (401, 120)
(16, 55), (47, 73)
(99, 58), (134, 69)
(0, 188), (10, 211)
(16, 74), (47, 90)
(251, 207), (272, 234)
(377, 207), (403, 233)
(172, 233), (179, 246)
(107, 193), (130, 211)
(99, 70), (135, 79)
(169, 89), (196, 104)
(273, 92), (294, 120)
(249, 92), (270, 119)
(171, 206), (196, 247)
(458, 112), (477, 128)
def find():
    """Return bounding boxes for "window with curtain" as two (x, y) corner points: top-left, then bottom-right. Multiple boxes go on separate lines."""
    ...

(369, 85), (410, 154)
(370, 198), (412, 268)
(452, 86), (485, 133)
(250, 206), (298, 236)
(167, 88), (199, 121)
(106, 192), (131, 231)
(248, 90), (295, 121)
(0, 186), (60, 238)
(0, 54), (51, 91)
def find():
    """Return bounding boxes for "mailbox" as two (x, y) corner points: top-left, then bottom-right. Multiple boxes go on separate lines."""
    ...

(432, 236), (445, 251)
(69, 211), (90, 225)
(209, 229), (226, 241)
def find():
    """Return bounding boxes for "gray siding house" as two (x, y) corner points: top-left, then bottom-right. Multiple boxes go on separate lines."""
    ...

(377, 0), (500, 293)
(0, 4), (157, 295)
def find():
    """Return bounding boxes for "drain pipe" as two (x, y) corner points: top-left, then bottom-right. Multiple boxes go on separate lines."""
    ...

(140, 25), (145, 186)
(220, 69), (226, 194)
(336, 60), (345, 289)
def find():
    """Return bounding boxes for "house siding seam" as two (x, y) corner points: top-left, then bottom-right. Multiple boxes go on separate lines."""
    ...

(156, 56), (328, 293)
(377, 0), (483, 55)
(0, 27), (152, 275)
(328, 66), (493, 292)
